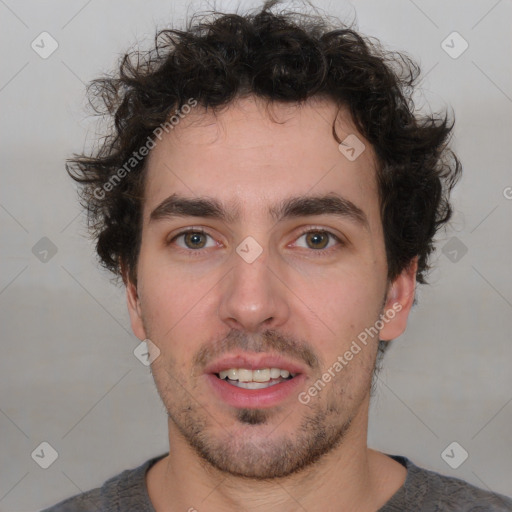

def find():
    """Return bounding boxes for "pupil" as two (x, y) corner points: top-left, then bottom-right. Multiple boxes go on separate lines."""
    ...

(186, 232), (205, 248)
(308, 232), (327, 249)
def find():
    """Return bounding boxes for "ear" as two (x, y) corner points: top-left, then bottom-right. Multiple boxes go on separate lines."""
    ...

(121, 261), (147, 340)
(379, 257), (418, 341)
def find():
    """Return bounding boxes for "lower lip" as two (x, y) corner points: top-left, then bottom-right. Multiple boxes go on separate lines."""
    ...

(205, 373), (306, 409)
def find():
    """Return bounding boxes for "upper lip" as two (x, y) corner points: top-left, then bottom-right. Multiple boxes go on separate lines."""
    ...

(204, 353), (307, 375)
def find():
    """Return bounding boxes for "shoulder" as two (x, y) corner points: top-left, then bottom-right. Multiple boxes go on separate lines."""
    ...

(382, 455), (512, 511)
(40, 487), (102, 512)
(40, 453), (168, 512)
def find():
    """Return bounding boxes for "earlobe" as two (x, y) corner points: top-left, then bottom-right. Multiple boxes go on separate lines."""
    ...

(379, 257), (418, 341)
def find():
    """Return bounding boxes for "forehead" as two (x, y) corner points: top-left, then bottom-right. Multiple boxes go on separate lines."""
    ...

(142, 95), (380, 227)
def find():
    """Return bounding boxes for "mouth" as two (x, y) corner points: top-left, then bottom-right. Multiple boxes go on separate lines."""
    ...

(215, 367), (298, 390)
(204, 354), (306, 409)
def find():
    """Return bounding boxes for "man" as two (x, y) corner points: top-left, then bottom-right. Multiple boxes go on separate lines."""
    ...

(42, 1), (512, 510)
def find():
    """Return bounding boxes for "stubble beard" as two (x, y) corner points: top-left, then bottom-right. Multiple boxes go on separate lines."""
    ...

(146, 324), (380, 480)
(157, 365), (357, 480)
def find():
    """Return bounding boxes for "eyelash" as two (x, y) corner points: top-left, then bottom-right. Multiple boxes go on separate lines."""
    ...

(167, 227), (344, 257)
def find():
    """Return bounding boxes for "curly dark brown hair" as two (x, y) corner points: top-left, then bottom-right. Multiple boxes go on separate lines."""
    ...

(67, 0), (461, 288)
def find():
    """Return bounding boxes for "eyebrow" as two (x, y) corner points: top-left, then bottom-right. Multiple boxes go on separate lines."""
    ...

(149, 192), (369, 229)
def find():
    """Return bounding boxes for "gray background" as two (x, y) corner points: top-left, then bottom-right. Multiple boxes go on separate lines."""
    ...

(1, 0), (511, 510)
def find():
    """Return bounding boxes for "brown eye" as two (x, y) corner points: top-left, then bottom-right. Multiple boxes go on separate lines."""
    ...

(183, 232), (208, 249)
(293, 230), (341, 252)
(170, 229), (216, 251)
(304, 231), (330, 250)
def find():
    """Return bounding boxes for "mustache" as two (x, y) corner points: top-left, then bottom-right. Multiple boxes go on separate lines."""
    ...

(193, 329), (320, 371)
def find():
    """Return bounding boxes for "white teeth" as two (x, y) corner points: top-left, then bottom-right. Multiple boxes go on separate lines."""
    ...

(238, 369), (253, 382)
(270, 367), (281, 379)
(253, 369), (270, 382)
(217, 367), (296, 383)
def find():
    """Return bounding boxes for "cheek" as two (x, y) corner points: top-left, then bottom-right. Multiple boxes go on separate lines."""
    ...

(138, 269), (200, 338)
(300, 268), (384, 330)
(298, 270), (385, 386)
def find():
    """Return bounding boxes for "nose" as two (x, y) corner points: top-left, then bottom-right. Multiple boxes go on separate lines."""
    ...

(218, 247), (291, 333)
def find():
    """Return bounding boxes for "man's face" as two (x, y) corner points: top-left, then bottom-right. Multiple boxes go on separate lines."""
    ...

(126, 96), (413, 478)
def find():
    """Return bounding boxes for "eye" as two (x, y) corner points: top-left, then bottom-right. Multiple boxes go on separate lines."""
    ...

(167, 227), (344, 256)
(170, 229), (217, 251)
(292, 229), (343, 253)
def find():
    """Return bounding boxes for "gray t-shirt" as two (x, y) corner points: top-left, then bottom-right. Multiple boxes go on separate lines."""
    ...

(40, 453), (512, 511)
